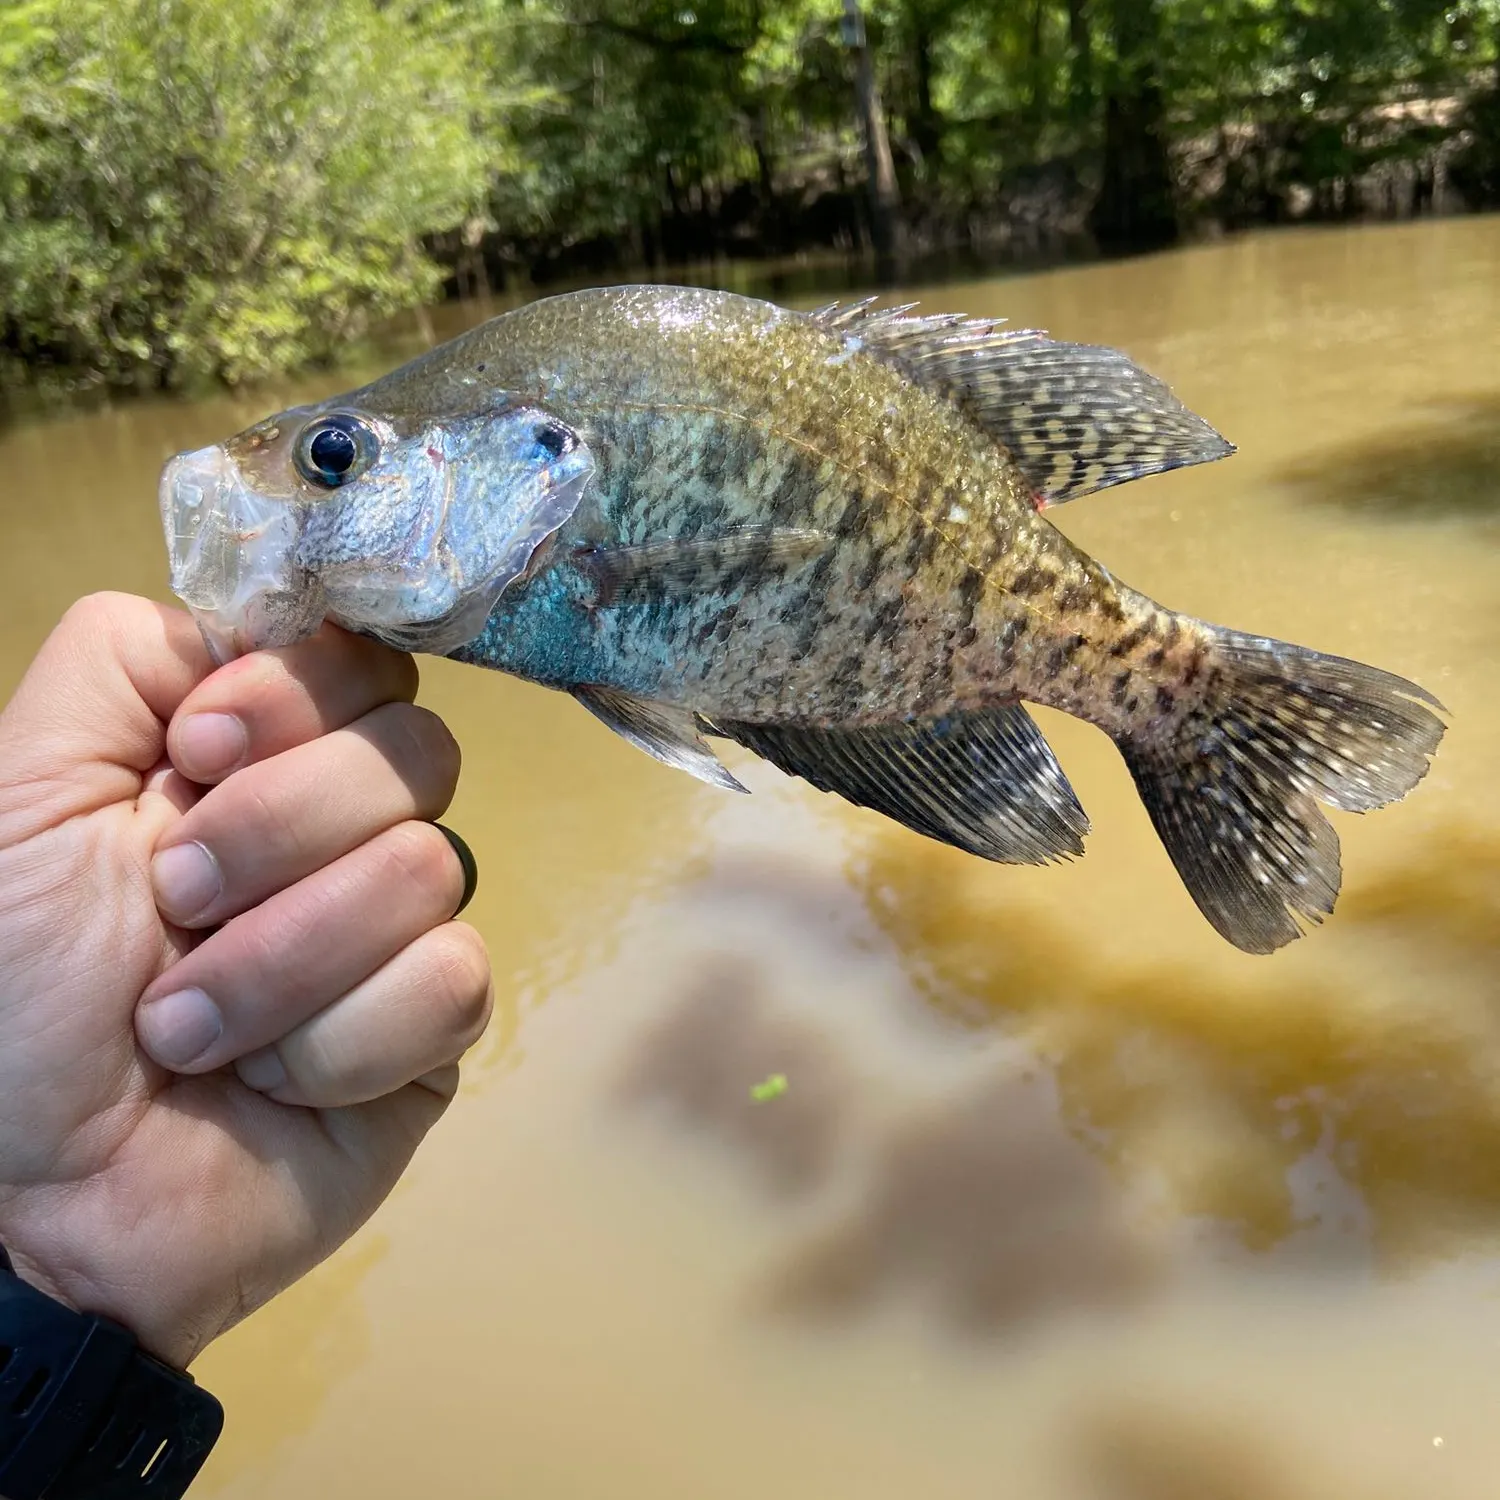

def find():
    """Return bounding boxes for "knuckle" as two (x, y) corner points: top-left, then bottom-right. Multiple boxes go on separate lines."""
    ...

(331, 627), (420, 702)
(366, 704), (462, 802)
(61, 591), (147, 641)
(237, 778), (309, 861)
(422, 925), (493, 1045)
(377, 820), (461, 900)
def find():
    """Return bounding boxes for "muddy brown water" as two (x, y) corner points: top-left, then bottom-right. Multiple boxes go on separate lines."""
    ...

(2, 217), (1498, 1499)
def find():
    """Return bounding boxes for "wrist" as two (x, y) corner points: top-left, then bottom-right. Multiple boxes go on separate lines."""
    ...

(0, 1230), (201, 1373)
(0, 1243), (224, 1499)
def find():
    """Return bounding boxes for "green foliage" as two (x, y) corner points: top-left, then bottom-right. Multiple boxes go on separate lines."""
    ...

(3, 0), (1497, 387)
(0, 0), (490, 387)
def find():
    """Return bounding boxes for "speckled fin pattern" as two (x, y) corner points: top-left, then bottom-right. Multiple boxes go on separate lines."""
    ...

(1117, 626), (1446, 953)
(809, 299), (1236, 505)
(574, 684), (748, 792)
(709, 704), (1089, 864)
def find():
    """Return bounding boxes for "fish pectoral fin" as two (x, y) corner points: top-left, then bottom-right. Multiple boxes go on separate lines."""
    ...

(708, 704), (1089, 864)
(573, 526), (828, 606)
(807, 301), (1234, 506)
(574, 685), (749, 793)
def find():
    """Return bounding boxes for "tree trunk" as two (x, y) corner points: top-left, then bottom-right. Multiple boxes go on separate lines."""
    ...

(750, 102), (784, 250)
(1026, 0), (1048, 142)
(910, 17), (942, 170)
(1089, 0), (1177, 252)
(843, 0), (904, 264)
(1066, 0), (1094, 120)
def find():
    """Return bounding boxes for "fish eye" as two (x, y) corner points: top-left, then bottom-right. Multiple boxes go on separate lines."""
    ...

(294, 414), (379, 489)
(532, 421), (576, 461)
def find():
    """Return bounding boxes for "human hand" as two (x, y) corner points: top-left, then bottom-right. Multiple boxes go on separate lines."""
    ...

(0, 593), (491, 1370)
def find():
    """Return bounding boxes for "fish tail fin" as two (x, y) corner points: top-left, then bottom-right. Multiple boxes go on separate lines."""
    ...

(1116, 626), (1446, 953)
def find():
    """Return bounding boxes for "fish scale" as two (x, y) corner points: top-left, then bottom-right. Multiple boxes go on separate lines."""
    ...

(159, 284), (1446, 954)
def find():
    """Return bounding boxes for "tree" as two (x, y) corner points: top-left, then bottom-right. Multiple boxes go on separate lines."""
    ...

(0, 0), (491, 387)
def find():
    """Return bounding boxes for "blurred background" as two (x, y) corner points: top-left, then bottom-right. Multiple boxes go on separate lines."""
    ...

(1, 0), (1498, 391)
(2, 3), (1499, 1498)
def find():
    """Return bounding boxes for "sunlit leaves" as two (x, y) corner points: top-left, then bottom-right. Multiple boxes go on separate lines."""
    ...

(0, 0), (491, 387)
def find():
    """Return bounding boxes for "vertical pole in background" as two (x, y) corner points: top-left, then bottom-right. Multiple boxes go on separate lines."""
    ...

(841, 0), (903, 267)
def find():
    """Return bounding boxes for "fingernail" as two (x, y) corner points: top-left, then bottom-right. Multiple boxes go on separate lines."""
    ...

(175, 713), (247, 781)
(234, 1047), (287, 1095)
(151, 842), (222, 923)
(136, 988), (223, 1070)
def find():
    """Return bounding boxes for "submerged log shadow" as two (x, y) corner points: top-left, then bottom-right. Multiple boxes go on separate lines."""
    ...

(1275, 394), (1500, 525)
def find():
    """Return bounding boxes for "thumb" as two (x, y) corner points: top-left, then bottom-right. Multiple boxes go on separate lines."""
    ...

(0, 592), (211, 842)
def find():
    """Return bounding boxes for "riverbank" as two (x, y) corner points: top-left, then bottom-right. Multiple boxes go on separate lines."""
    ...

(440, 87), (1500, 296)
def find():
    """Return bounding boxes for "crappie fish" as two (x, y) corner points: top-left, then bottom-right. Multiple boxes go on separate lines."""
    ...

(159, 286), (1445, 954)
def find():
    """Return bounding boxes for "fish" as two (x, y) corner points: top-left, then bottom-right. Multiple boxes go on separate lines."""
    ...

(158, 285), (1446, 954)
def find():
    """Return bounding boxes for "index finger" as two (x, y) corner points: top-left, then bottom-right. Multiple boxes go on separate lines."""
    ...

(166, 624), (420, 784)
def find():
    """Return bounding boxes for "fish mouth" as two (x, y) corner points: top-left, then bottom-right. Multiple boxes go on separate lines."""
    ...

(159, 445), (327, 664)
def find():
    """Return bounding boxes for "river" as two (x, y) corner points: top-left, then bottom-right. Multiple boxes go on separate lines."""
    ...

(2, 216), (1498, 1499)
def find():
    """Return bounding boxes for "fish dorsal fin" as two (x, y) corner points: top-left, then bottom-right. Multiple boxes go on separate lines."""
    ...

(575, 685), (748, 792)
(708, 703), (1088, 864)
(807, 301), (1235, 506)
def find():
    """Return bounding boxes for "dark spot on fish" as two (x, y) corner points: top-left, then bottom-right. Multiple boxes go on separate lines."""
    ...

(829, 649), (864, 697)
(1044, 634), (1087, 679)
(1058, 579), (1093, 613)
(998, 616), (1030, 656)
(978, 530), (1012, 575)
(1162, 616), (1181, 649)
(854, 547), (885, 593)
(1125, 695), (1139, 714)
(698, 440), (725, 486)
(794, 601), (824, 657)
(956, 625), (978, 649)
(958, 568), (986, 609)
(903, 523), (942, 572)
(1111, 670), (1132, 706)
(1182, 647), (1204, 687)
(476, 363), (486, 373)
(1154, 685), (1176, 715)
(1146, 647), (1166, 669)
(1011, 565), (1048, 598)
(834, 488), (865, 540)
(870, 596), (904, 647)
(1110, 624), (1150, 658)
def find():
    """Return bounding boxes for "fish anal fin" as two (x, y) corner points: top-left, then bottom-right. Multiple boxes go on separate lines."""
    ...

(710, 704), (1089, 865)
(808, 301), (1234, 505)
(575, 685), (748, 793)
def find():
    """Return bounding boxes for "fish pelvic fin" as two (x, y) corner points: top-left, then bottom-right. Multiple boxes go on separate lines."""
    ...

(807, 300), (1233, 506)
(1117, 629), (1447, 954)
(709, 704), (1089, 864)
(574, 685), (749, 793)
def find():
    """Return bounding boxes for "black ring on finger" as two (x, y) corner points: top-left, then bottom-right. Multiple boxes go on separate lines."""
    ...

(432, 823), (479, 916)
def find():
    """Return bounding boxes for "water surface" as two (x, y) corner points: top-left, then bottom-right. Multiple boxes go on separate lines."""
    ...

(2, 218), (1498, 1499)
